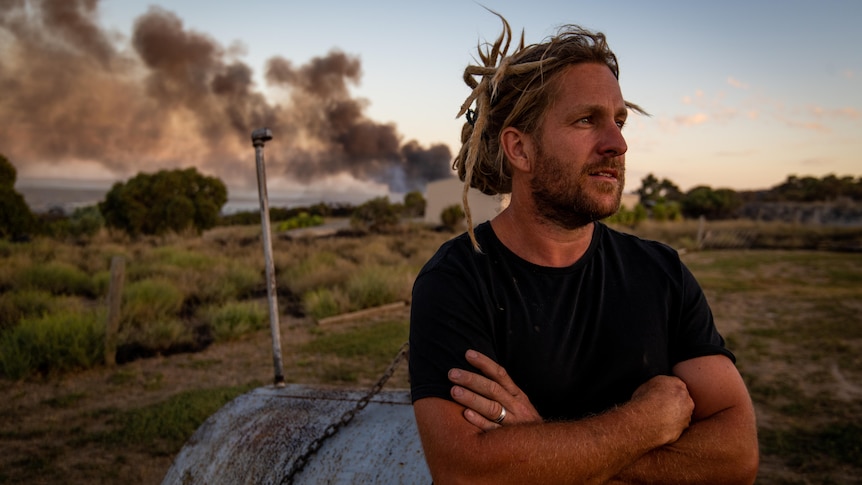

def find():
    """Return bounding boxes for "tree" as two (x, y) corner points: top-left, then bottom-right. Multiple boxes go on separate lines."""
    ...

(636, 173), (682, 206)
(681, 185), (742, 220)
(350, 196), (401, 233)
(604, 203), (647, 227)
(771, 173), (862, 202)
(440, 203), (465, 231)
(650, 201), (682, 222)
(99, 168), (227, 236)
(0, 153), (17, 187)
(403, 190), (426, 218)
(0, 154), (35, 240)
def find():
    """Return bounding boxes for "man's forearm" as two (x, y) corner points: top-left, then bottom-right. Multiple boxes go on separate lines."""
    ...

(611, 405), (759, 484)
(415, 386), (692, 485)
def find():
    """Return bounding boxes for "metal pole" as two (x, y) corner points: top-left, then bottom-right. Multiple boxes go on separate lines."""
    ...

(252, 127), (285, 387)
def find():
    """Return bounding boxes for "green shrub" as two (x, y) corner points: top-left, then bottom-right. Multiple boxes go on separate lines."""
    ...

(132, 248), (253, 306)
(440, 203), (465, 230)
(281, 250), (354, 295)
(206, 300), (268, 341)
(345, 265), (408, 311)
(0, 310), (103, 380)
(303, 288), (347, 320)
(118, 276), (190, 357)
(195, 262), (262, 305)
(276, 212), (324, 231)
(121, 278), (184, 327)
(604, 203), (648, 227)
(17, 261), (95, 297)
(0, 238), (15, 257)
(68, 205), (105, 238)
(350, 196), (401, 233)
(0, 289), (55, 331)
(122, 318), (193, 354)
(651, 201), (682, 222)
(90, 269), (112, 298)
(225, 263), (262, 297)
(150, 247), (214, 271)
(403, 191), (426, 218)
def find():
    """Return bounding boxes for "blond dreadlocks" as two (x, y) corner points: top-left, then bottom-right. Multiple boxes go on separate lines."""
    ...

(454, 12), (646, 249)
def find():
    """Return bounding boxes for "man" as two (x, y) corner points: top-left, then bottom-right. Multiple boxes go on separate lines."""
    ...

(408, 15), (759, 484)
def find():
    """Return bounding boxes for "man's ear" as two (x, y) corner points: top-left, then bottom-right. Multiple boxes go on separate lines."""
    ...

(500, 126), (533, 173)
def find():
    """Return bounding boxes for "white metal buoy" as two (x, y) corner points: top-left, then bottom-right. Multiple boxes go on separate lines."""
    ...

(161, 386), (430, 484)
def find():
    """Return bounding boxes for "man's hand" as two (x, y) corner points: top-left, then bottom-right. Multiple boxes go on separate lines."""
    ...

(629, 375), (694, 446)
(449, 350), (542, 431)
(448, 350), (542, 430)
(449, 350), (694, 445)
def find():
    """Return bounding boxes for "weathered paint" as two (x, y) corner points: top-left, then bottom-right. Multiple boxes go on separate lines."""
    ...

(161, 385), (431, 484)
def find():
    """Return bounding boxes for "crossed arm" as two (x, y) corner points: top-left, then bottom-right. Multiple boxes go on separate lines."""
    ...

(413, 350), (759, 484)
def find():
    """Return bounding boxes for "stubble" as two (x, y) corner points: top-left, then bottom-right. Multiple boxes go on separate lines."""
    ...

(530, 149), (624, 231)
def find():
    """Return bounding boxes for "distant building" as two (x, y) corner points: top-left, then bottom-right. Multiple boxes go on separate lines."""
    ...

(620, 193), (640, 210)
(424, 177), (509, 227)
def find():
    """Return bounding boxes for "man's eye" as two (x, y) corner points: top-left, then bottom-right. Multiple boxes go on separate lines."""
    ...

(616, 120), (626, 129)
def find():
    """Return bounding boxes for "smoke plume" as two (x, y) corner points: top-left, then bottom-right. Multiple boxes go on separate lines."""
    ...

(0, 0), (452, 194)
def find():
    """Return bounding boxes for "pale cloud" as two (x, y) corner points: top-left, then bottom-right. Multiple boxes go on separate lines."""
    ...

(843, 69), (855, 79)
(675, 113), (709, 126)
(673, 81), (859, 135)
(712, 107), (739, 122)
(682, 90), (705, 105)
(784, 119), (830, 132)
(807, 106), (860, 119)
(727, 76), (750, 89)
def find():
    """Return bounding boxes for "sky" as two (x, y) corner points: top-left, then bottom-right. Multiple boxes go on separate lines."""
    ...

(3, 0), (860, 201)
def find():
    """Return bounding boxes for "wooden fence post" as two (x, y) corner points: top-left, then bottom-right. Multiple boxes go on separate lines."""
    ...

(696, 215), (706, 249)
(105, 255), (125, 367)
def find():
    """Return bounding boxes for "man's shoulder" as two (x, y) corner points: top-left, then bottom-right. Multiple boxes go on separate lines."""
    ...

(598, 223), (681, 262)
(418, 224), (488, 276)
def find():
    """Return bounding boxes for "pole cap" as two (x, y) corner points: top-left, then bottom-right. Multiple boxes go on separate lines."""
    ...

(251, 128), (273, 146)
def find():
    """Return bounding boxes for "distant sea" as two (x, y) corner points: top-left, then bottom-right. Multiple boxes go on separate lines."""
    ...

(15, 178), (380, 215)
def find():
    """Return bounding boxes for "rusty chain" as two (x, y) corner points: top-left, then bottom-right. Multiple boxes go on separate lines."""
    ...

(280, 341), (410, 484)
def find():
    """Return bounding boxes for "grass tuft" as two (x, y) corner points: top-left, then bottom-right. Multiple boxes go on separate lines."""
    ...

(0, 309), (104, 380)
(206, 300), (268, 341)
(16, 262), (96, 297)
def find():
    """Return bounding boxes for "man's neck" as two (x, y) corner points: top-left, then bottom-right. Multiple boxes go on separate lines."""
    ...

(490, 204), (595, 268)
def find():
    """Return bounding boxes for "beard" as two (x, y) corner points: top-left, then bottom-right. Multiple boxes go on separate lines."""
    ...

(530, 147), (625, 230)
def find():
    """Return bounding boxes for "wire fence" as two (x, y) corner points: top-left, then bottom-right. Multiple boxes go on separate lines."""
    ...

(693, 216), (862, 252)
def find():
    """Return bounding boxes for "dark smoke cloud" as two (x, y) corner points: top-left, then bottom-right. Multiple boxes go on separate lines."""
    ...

(0, 0), (452, 193)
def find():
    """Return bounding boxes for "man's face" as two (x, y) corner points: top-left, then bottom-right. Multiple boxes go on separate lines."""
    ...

(528, 62), (628, 230)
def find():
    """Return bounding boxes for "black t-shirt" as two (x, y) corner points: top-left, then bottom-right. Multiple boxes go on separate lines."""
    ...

(409, 221), (733, 420)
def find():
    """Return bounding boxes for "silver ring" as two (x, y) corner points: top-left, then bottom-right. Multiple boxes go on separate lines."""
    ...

(493, 405), (507, 424)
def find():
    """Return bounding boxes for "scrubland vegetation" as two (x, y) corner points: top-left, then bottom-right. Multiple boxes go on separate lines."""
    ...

(0, 219), (860, 484)
(0, 221), (447, 380)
